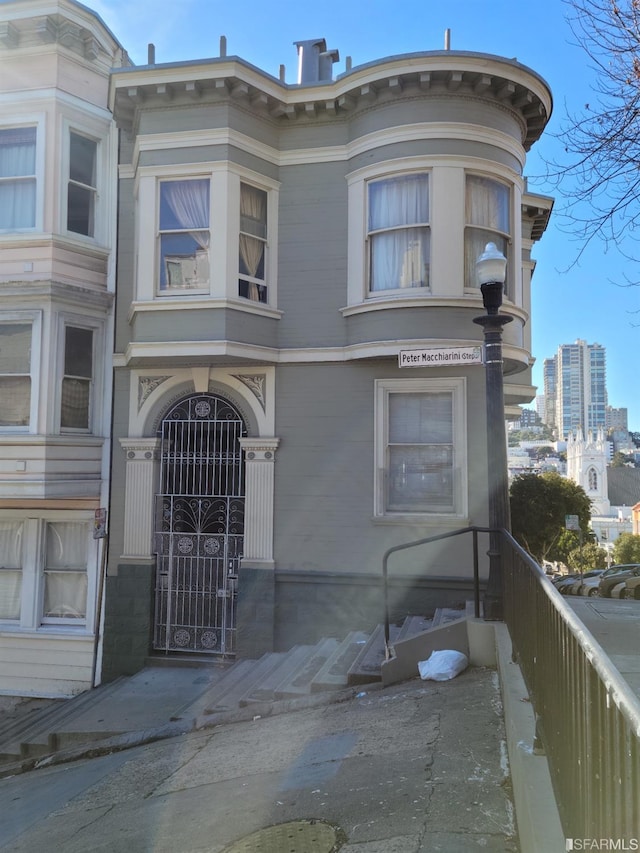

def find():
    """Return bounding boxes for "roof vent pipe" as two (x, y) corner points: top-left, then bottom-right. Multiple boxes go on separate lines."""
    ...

(294, 38), (339, 83)
(219, 35), (227, 57)
(147, 43), (155, 64)
(444, 29), (451, 50)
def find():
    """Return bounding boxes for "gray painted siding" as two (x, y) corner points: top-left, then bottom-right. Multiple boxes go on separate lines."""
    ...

(346, 139), (521, 175)
(115, 177), (135, 355)
(130, 307), (279, 348)
(277, 162), (349, 348)
(272, 360), (490, 581)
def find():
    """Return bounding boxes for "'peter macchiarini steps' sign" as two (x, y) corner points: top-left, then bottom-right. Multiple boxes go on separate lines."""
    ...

(398, 346), (483, 367)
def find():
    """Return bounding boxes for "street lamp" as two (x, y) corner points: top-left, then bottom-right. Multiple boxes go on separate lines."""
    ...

(473, 242), (512, 621)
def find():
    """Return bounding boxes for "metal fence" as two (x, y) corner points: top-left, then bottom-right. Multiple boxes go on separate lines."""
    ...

(502, 531), (640, 839)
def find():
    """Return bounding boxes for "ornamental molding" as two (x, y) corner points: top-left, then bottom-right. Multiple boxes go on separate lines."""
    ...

(232, 374), (266, 410)
(138, 375), (172, 410)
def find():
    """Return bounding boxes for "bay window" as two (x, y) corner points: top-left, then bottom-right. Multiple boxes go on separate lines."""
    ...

(465, 175), (510, 291)
(376, 378), (466, 518)
(67, 132), (97, 237)
(0, 322), (32, 427)
(239, 182), (268, 303)
(61, 325), (93, 430)
(368, 173), (430, 293)
(0, 126), (36, 230)
(158, 178), (210, 292)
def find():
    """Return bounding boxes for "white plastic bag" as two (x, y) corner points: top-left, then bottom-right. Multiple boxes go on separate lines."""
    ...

(418, 649), (468, 681)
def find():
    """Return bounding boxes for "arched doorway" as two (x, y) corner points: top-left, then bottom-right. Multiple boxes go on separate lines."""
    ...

(153, 394), (247, 656)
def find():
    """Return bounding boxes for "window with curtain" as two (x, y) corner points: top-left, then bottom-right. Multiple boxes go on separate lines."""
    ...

(61, 326), (93, 430)
(43, 522), (88, 621)
(465, 175), (510, 291)
(239, 183), (268, 303)
(67, 132), (97, 237)
(0, 322), (32, 427)
(385, 391), (454, 512)
(158, 179), (210, 292)
(0, 126), (36, 230)
(0, 520), (23, 620)
(368, 173), (430, 293)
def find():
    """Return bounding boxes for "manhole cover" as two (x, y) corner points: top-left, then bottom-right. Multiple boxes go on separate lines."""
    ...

(222, 819), (344, 852)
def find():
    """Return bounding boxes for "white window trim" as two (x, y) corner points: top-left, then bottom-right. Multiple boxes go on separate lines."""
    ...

(0, 512), (97, 634)
(0, 113), (46, 235)
(135, 162), (279, 309)
(60, 116), (112, 246)
(0, 310), (42, 434)
(54, 314), (103, 435)
(374, 377), (468, 520)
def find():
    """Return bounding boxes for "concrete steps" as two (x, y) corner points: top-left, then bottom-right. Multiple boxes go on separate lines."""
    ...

(0, 606), (475, 768)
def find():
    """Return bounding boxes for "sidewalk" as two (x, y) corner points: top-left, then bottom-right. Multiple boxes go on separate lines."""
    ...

(0, 663), (522, 852)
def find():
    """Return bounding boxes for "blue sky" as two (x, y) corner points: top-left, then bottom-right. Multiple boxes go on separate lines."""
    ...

(91, 0), (639, 430)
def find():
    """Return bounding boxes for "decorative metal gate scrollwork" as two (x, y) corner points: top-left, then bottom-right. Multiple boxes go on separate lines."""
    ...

(153, 394), (246, 656)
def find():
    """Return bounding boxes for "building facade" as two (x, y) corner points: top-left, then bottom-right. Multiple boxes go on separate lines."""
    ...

(0, 0), (128, 696)
(102, 36), (553, 678)
(548, 340), (607, 439)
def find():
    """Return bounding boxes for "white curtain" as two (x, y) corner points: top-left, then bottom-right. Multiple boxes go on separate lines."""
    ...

(465, 177), (509, 288)
(161, 179), (209, 248)
(43, 522), (88, 619)
(369, 175), (429, 291)
(0, 520), (23, 620)
(239, 184), (267, 301)
(0, 128), (36, 229)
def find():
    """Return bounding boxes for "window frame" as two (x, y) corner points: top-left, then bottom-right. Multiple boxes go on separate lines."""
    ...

(156, 176), (211, 296)
(55, 315), (102, 435)
(0, 117), (44, 234)
(366, 171), (431, 296)
(0, 311), (41, 433)
(238, 181), (268, 304)
(0, 513), (97, 633)
(66, 130), (99, 238)
(41, 520), (91, 625)
(374, 377), (467, 520)
(464, 173), (512, 294)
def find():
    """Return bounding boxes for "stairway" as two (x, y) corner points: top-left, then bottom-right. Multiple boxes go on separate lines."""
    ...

(0, 607), (471, 769)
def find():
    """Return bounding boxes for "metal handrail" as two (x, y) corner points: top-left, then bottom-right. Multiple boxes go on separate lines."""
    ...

(382, 525), (490, 656)
(501, 530), (640, 838)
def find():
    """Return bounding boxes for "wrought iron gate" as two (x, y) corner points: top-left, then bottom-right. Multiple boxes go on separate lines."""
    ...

(153, 394), (246, 656)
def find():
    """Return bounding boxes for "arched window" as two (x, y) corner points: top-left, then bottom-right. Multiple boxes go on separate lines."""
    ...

(588, 467), (598, 491)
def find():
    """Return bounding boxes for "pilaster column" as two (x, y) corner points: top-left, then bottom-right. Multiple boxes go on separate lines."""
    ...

(119, 438), (160, 560)
(238, 437), (279, 565)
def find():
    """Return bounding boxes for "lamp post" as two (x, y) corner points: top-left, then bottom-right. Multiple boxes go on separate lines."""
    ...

(473, 242), (512, 621)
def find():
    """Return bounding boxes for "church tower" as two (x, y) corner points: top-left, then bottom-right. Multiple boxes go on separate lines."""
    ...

(566, 427), (610, 515)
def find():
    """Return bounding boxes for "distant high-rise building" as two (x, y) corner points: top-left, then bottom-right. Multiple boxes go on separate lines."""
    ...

(606, 406), (628, 432)
(551, 340), (607, 439)
(542, 357), (557, 430)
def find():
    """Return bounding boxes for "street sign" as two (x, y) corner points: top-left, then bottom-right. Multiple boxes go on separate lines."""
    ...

(398, 346), (483, 368)
(565, 514), (580, 531)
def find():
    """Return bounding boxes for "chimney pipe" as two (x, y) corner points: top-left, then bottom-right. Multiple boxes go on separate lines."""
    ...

(147, 43), (155, 64)
(444, 29), (451, 50)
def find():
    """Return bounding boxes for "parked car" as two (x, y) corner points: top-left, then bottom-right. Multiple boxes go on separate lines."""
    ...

(619, 574), (640, 600)
(552, 574), (580, 595)
(570, 569), (605, 596)
(597, 564), (640, 598)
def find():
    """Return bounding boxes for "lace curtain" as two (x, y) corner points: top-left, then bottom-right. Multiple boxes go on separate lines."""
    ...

(0, 521), (23, 620)
(239, 184), (267, 301)
(43, 522), (88, 619)
(0, 127), (36, 229)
